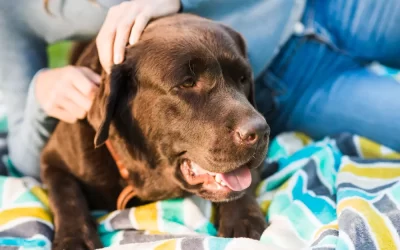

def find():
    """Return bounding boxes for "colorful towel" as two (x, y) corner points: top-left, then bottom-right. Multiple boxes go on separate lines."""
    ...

(1, 132), (400, 250)
(0, 64), (399, 250)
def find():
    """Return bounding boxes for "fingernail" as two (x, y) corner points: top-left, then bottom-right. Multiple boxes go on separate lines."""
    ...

(114, 54), (122, 64)
(129, 37), (136, 45)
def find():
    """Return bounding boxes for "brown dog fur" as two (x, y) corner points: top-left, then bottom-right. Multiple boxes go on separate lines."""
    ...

(41, 14), (269, 250)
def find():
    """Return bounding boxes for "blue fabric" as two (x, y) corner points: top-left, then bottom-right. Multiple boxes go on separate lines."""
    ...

(181, 0), (306, 78)
(256, 0), (400, 151)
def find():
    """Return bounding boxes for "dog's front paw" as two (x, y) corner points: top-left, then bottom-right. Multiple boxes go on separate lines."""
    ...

(52, 235), (102, 250)
(217, 210), (267, 239)
(216, 194), (268, 239)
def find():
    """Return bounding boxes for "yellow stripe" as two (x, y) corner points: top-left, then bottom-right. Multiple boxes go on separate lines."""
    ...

(338, 198), (396, 249)
(97, 214), (109, 223)
(341, 163), (400, 179)
(314, 223), (338, 240)
(134, 202), (158, 231)
(255, 180), (266, 196)
(358, 137), (400, 160)
(31, 187), (50, 210)
(210, 204), (217, 224)
(279, 179), (290, 190)
(294, 132), (312, 146)
(147, 230), (167, 235)
(0, 207), (52, 226)
(260, 200), (271, 215)
(154, 239), (176, 250)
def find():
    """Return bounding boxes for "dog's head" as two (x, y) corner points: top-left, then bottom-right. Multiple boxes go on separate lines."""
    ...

(88, 14), (270, 202)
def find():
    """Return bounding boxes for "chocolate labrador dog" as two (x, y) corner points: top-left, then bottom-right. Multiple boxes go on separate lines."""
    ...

(41, 14), (270, 250)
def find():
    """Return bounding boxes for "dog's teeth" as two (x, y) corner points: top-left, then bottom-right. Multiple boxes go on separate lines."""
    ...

(221, 181), (227, 187)
(215, 175), (222, 183)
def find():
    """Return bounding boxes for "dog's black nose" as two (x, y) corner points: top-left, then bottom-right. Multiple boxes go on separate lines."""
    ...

(234, 117), (270, 146)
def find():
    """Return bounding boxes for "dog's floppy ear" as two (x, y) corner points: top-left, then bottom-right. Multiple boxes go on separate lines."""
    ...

(88, 59), (136, 148)
(221, 24), (248, 58)
(221, 25), (257, 108)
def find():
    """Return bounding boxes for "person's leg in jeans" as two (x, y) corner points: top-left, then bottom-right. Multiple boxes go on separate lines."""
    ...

(0, 0), (117, 178)
(258, 0), (400, 151)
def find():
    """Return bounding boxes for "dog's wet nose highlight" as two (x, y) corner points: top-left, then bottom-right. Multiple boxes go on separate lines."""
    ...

(234, 117), (270, 146)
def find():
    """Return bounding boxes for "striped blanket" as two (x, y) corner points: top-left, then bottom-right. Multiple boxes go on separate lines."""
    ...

(0, 65), (399, 250)
(1, 131), (400, 250)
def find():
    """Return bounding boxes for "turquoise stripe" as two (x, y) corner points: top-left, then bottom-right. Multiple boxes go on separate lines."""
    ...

(161, 198), (191, 233)
(100, 231), (122, 247)
(282, 202), (319, 241)
(389, 183), (400, 203)
(337, 189), (377, 201)
(0, 237), (47, 248)
(207, 237), (231, 250)
(3, 156), (23, 177)
(268, 193), (292, 219)
(291, 175), (336, 224)
(195, 221), (217, 236)
(267, 139), (289, 161)
(95, 210), (112, 234)
(13, 191), (42, 205)
(161, 198), (185, 225)
(278, 145), (324, 171)
(0, 117), (7, 133)
(264, 170), (294, 191)
(336, 237), (350, 250)
(263, 145), (329, 191)
(315, 145), (341, 188)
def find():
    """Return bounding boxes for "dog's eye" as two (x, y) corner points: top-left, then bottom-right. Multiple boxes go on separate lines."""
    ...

(180, 79), (196, 88)
(239, 76), (248, 84)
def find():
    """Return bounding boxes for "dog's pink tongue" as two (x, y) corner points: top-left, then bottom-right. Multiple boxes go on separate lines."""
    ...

(218, 167), (252, 191)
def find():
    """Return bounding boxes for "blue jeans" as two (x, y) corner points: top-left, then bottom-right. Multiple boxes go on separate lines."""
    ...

(257, 0), (400, 151)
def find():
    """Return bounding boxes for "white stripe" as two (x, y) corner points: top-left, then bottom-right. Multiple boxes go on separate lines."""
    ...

(226, 238), (283, 250)
(338, 229), (356, 250)
(260, 214), (309, 249)
(2, 178), (28, 207)
(129, 207), (138, 230)
(341, 156), (400, 169)
(156, 202), (163, 232)
(102, 210), (120, 232)
(337, 172), (400, 190)
(265, 158), (310, 188)
(183, 197), (211, 232)
(175, 238), (183, 250)
(277, 133), (306, 156)
(0, 202), (45, 211)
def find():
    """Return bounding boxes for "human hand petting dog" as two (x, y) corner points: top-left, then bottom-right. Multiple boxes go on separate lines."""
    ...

(36, 0), (180, 124)
(36, 66), (100, 123)
(96, 0), (181, 73)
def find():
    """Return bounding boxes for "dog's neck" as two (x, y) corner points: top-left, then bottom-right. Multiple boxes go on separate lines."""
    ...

(109, 117), (159, 170)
